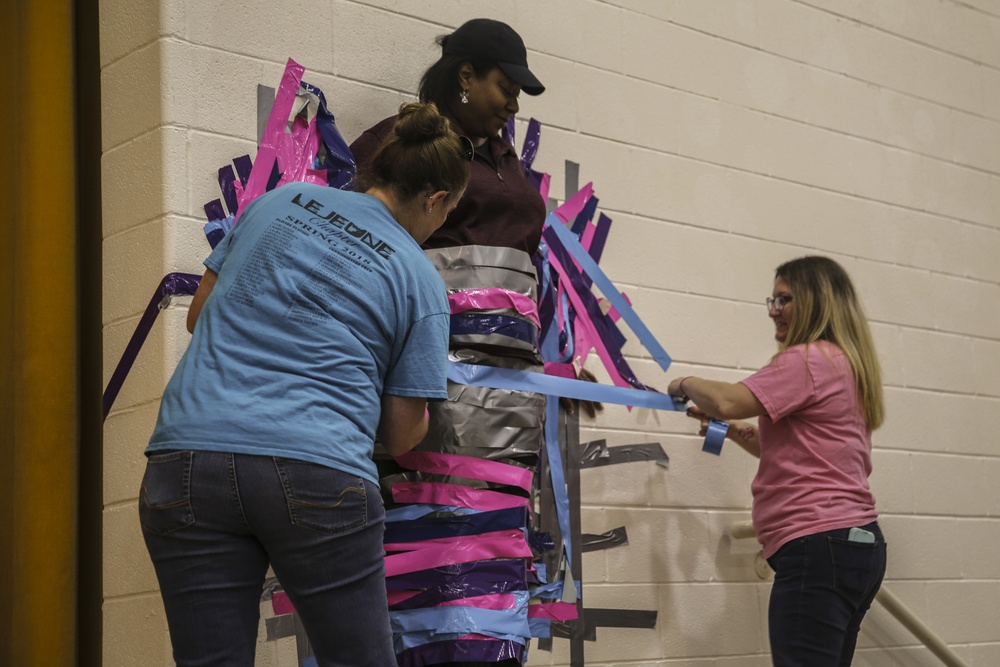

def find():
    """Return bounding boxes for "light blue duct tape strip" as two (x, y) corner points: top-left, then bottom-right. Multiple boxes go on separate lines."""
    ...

(530, 580), (564, 599)
(529, 617), (552, 638)
(544, 212), (672, 371)
(702, 419), (730, 456)
(384, 504), (478, 522)
(390, 603), (531, 639)
(544, 397), (575, 599)
(447, 362), (687, 412)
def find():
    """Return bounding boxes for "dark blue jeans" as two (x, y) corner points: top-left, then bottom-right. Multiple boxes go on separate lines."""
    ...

(139, 450), (395, 667)
(766, 522), (886, 667)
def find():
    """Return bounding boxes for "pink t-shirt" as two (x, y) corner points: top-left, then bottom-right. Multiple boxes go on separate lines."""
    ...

(740, 340), (877, 558)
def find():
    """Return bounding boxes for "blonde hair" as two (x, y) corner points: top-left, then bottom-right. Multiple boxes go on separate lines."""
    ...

(365, 102), (470, 203)
(776, 256), (885, 430)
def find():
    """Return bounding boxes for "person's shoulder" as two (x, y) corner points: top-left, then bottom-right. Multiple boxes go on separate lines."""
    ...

(358, 115), (398, 141)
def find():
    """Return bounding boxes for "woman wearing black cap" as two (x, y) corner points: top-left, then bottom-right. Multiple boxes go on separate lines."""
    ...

(350, 18), (549, 667)
(351, 18), (547, 256)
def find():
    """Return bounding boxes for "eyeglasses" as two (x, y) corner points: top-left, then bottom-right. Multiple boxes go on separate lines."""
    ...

(765, 295), (792, 312)
(459, 135), (475, 162)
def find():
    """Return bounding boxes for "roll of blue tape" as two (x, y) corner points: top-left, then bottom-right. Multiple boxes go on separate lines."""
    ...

(702, 420), (729, 456)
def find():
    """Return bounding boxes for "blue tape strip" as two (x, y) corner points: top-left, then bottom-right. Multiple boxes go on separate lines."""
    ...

(544, 212), (672, 370)
(529, 617), (552, 638)
(545, 398), (574, 581)
(390, 600), (531, 639)
(447, 362), (687, 412)
(384, 504), (477, 522)
(384, 507), (527, 544)
(450, 313), (538, 346)
(702, 420), (729, 456)
(530, 579), (564, 598)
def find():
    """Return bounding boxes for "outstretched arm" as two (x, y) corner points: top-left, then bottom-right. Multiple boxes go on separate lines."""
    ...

(686, 406), (761, 458)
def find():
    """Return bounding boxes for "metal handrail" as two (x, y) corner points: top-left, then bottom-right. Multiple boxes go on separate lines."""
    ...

(728, 521), (969, 667)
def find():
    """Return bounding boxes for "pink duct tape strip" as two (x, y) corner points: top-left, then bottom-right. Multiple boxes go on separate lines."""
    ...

(272, 591), (296, 616)
(438, 593), (519, 611)
(449, 289), (541, 328)
(384, 530), (533, 577)
(392, 482), (529, 512)
(545, 239), (634, 395)
(394, 451), (533, 493)
(552, 182), (594, 225)
(234, 58), (305, 223)
(543, 362), (576, 379)
(528, 602), (579, 621)
(539, 173), (551, 202)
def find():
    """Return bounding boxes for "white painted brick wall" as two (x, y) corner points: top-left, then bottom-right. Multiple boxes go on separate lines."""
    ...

(101, 1), (1000, 664)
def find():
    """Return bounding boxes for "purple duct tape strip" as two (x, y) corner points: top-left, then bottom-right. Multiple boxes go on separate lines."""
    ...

(233, 155), (253, 186)
(570, 194), (598, 238)
(385, 531), (532, 577)
(386, 559), (528, 593)
(590, 212), (613, 266)
(204, 199), (226, 223)
(544, 226), (626, 351)
(384, 507), (527, 546)
(103, 272), (202, 419)
(543, 229), (642, 389)
(521, 118), (541, 170)
(450, 313), (538, 347)
(218, 165), (238, 216)
(545, 212), (672, 370)
(395, 638), (526, 667)
(502, 114), (516, 148)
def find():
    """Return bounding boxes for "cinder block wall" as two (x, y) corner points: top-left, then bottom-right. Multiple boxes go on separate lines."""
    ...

(101, 1), (1000, 665)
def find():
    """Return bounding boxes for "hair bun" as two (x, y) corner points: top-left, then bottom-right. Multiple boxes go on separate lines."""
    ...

(393, 102), (449, 144)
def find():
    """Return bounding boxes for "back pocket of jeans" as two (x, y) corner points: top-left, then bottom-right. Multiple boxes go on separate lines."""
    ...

(274, 459), (368, 536)
(139, 451), (194, 535)
(827, 536), (881, 598)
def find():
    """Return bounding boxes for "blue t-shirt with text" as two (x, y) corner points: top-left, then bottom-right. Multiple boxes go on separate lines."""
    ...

(148, 182), (449, 484)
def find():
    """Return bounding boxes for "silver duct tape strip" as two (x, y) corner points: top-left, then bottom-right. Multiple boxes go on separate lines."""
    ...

(578, 440), (669, 469)
(414, 353), (547, 456)
(437, 266), (538, 299)
(265, 615), (295, 641)
(426, 244), (536, 274)
(450, 347), (542, 371)
(581, 526), (629, 553)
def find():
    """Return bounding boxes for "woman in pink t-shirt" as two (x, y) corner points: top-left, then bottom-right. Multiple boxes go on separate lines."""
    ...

(667, 256), (886, 667)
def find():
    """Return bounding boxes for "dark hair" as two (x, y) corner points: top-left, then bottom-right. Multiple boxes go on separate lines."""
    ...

(775, 255), (884, 429)
(366, 101), (471, 202)
(418, 37), (496, 113)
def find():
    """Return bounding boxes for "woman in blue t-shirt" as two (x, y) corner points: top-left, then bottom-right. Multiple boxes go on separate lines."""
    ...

(140, 102), (472, 667)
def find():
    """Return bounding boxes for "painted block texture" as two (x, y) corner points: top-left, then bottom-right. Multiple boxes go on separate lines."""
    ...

(102, 0), (1000, 665)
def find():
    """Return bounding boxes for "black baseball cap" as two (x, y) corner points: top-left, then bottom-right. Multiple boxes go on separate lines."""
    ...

(441, 19), (545, 96)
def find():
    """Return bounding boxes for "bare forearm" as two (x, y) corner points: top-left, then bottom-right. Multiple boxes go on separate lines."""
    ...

(726, 420), (761, 458)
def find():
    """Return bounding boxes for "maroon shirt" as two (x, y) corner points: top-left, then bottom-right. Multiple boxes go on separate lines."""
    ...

(349, 116), (547, 256)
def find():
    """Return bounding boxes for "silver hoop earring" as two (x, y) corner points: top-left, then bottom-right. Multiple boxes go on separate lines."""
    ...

(460, 90), (469, 104)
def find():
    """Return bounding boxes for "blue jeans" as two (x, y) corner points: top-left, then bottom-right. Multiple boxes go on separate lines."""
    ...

(766, 522), (887, 667)
(139, 450), (395, 667)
